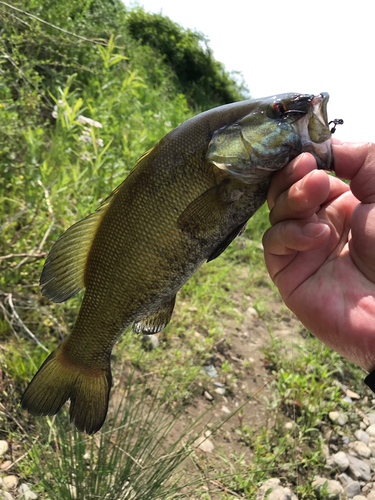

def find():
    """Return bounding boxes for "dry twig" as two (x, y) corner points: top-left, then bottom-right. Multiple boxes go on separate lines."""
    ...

(3, 293), (49, 352)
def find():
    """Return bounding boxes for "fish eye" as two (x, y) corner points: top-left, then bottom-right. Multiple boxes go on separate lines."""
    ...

(267, 101), (287, 119)
(272, 102), (286, 116)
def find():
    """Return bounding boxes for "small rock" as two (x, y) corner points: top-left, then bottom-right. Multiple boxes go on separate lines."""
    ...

(370, 457), (375, 471)
(3, 475), (18, 490)
(366, 414), (375, 425)
(18, 483), (37, 499)
(343, 396), (354, 404)
(338, 473), (353, 486)
(347, 455), (372, 481)
(360, 422), (367, 430)
(284, 422), (294, 430)
(214, 382), (224, 388)
(333, 451), (349, 471)
(367, 424), (375, 437)
(338, 413), (349, 426)
(204, 391), (213, 401)
(1, 460), (12, 470)
(246, 306), (258, 318)
(312, 476), (343, 499)
(347, 389), (360, 399)
(267, 487), (297, 500)
(194, 436), (214, 453)
(345, 481), (361, 498)
(221, 406), (231, 414)
(256, 479), (280, 499)
(367, 438), (375, 455)
(215, 387), (225, 395)
(362, 483), (373, 494)
(0, 440), (8, 457)
(352, 496), (367, 500)
(1, 492), (14, 500)
(368, 491), (375, 500)
(355, 430), (370, 444)
(349, 441), (372, 459)
(203, 365), (217, 378)
(342, 436), (351, 446)
(329, 411), (340, 423)
(256, 479), (297, 500)
(141, 334), (159, 350)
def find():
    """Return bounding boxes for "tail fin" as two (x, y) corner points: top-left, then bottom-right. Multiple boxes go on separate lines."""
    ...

(21, 343), (112, 434)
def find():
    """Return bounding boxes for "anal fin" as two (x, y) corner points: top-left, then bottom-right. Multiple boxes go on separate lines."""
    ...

(132, 296), (176, 334)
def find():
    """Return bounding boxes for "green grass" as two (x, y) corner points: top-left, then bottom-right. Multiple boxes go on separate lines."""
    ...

(1, 5), (373, 499)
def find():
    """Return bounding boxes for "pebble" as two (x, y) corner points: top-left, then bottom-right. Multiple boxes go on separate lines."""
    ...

(246, 306), (258, 318)
(204, 391), (213, 401)
(18, 483), (38, 499)
(368, 492), (375, 500)
(329, 411), (340, 423)
(333, 451), (349, 471)
(2, 475), (18, 490)
(367, 424), (375, 437)
(355, 430), (370, 444)
(363, 483), (374, 495)
(347, 455), (372, 481)
(214, 382), (224, 388)
(215, 387), (225, 395)
(329, 411), (348, 426)
(338, 473), (353, 486)
(1, 460), (11, 470)
(338, 413), (349, 426)
(1, 492), (14, 500)
(312, 476), (343, 499)
(141, 334), (159, 350)
(352, 496), (367, 500)
(345, 481), (361, 498)
(349, 441), (372, 458)
(221, 406), (231, 414)
(347, 389), (361, 399)
(366, 414), (375, 425)
(342, 436), (351, 446)
(360, 422), (367, 430)
(255, 478), (297, 500)
(194, 436), (214, 453)
(343, 396), (354, 404)
(370, 457), (375, 471)
(203, 365), (217, 378)
(0, 440), (8, 457)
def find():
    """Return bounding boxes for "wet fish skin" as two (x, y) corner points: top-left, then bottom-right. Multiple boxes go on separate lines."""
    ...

(21, 93), (334, 434)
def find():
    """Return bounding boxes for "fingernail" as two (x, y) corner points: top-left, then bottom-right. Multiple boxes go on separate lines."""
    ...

(303, 223), (329, 238)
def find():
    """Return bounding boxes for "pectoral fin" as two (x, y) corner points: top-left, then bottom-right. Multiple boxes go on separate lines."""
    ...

(132, 296), (176, 334)
(207, 221), (247, 262)
(177, 185), (230, 237)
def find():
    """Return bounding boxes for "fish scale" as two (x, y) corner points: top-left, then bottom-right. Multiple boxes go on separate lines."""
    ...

(21, 92), (337, 433)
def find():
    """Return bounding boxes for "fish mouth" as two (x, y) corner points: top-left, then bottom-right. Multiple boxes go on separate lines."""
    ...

(296, 92), (334, 170)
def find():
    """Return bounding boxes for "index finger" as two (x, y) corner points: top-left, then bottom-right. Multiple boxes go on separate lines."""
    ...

(333, 141), (375, 203)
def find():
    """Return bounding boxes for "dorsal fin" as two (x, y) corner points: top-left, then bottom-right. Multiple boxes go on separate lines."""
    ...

(40, 146), (156, 303)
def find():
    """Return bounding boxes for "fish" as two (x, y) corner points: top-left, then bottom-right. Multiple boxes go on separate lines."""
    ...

(21, 92), (335, 434)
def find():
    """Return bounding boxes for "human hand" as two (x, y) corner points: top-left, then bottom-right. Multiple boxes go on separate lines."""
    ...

(263, 142), (375, 372)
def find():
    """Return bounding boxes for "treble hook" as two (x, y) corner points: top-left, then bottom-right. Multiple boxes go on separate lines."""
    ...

(328, 118), (344, 134)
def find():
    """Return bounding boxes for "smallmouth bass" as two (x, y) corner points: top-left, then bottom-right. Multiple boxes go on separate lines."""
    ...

(22, 93), (336, 433)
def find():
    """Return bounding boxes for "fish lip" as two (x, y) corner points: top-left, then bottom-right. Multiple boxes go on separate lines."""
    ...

(295, 92), (334, 171)
(311, 92), (330, 129)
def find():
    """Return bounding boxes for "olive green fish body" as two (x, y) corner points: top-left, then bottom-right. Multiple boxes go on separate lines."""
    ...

(21, 93), (336, 433)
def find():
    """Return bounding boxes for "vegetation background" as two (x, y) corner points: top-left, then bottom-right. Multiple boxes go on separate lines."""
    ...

(0, 1), (371, 498)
